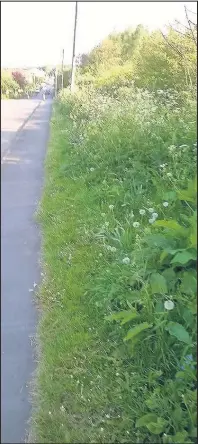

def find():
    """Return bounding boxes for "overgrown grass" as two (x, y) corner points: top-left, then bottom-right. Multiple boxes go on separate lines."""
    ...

(32, 86), (197, 443)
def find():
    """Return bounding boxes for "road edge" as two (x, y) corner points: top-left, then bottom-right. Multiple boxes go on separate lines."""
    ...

(1, 100), (42, 162)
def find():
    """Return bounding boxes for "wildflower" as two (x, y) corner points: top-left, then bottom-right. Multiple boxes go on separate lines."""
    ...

(122, 257), (130, 265)
(167, 172), (172, 177)
(49, 411), (52, 415)
(105, 414), (110, 418)
(168, 145), (176, 153)
(90, 167), (95, 172)
(151, 212), (158, 220)
(139, 209), (146, 215)
(164, 300), (175, 310)
(148, 208), (155, 213)
(109, 204), (114, 210)
(163, 201), (169, 207)
(133, 221), (140, 228)
(149, 218), (155, 224)
(160, 164), (166, 168)
(116, 372), (119, 376)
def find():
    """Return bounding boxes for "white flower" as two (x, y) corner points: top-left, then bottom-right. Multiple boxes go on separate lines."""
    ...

(116, 372), (119, 376)
(167, 172), (172, 177)
(163, 201), (169, 207)
(139, 209), (146, 215)
(49, 411), (52, 415)
(151, 212), (158, 220)
(149, 218), (155, 224)
(107, 245), (116, 253)
(105, 414), (110, 418)
(122, 257), (130, 265)
(90, 167), (95, 172)
(148, 207), (155, 213)
(133, 222), (140, 228)
(160, 164), (166, 168)
(60, 405), (65, 412)
(109, 205), (114, 210)
(164, 300), (175, 310)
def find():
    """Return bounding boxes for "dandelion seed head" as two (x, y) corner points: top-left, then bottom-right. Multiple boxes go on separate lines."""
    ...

(122, 257), (130, 265)
(164, 300), (175, 310)
(133, 221), (140, 228)
(163, 201), (169, 207)
(139, 209), (146, 215)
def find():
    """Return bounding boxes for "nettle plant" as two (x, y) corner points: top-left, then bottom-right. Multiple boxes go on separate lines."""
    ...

(106, 177), (197, 441)
(107, 176), (196, 341)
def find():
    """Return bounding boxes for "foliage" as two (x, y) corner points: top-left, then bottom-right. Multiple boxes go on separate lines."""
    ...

(32, 82), (197, 442)
(12, 70), (27, 89)
(1, 71), (19, 98)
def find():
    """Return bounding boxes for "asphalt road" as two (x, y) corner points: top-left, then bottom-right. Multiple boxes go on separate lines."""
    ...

(1, 96), (53, 443)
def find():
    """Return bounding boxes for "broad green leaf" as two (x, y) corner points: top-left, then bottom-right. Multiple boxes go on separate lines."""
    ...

(171, 249), (196, 265)
(180, 271), (197, 295)
(147, 418), (168, 434)
(172, 431), (190, 443)
(160, 250), (169, 263)
(166, 322), (191, 344)
(120, 311), (139, 325)
(163, 190), (177, 202)
(144, 234), (174, 249)
(136, 413), (158, 427)
(177, 176), (197, 203)
(136, 414), (168, 434)
(155, 300), (164, 313)
(105, 309), (137, 323)
(154, 219), (187, 236)
(162, 268), (177, 291)
(124, 322), (152, 341)
(150, 273), (168, 294)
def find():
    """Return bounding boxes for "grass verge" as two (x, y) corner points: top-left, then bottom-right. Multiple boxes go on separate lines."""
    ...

(32, 87), (197, 443)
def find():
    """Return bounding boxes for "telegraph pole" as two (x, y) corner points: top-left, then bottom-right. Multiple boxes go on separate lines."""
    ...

(61, 49), (64, 90)
(71, 1), (78, 92)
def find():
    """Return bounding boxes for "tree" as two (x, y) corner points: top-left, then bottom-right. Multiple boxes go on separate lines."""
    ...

(12, 71), (27, 89)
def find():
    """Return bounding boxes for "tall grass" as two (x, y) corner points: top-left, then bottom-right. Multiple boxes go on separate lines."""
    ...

(32, 84), (197, 443)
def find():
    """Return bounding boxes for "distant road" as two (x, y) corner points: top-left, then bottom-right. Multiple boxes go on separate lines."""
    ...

(1, 98), (41, 159)
(1, 87), (53, 159)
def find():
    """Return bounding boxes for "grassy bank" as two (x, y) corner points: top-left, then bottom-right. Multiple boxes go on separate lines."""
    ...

(32, 86), (197, 443)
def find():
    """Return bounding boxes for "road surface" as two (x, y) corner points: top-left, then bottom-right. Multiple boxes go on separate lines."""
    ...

(1, 96), (53, 443)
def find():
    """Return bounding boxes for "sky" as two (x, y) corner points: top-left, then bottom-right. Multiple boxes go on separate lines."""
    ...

(1, 1), (197, 68)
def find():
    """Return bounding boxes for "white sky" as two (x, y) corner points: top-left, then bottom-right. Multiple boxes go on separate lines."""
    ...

(1, 1), (197, 68)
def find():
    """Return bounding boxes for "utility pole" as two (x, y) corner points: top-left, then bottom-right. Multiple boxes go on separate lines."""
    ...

(61, 49), (64, 90)
(71, 1), (78, 92)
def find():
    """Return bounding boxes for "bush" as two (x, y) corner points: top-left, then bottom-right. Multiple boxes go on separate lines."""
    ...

(1, 71), (19, 98)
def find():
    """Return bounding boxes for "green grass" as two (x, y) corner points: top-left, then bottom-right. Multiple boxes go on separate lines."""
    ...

(31, 87), (197, 443)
